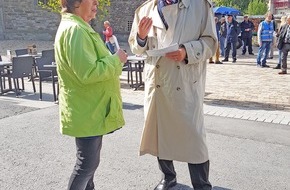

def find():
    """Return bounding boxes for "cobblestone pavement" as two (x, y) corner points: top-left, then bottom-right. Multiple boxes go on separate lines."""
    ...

(1, 40), (289, 125)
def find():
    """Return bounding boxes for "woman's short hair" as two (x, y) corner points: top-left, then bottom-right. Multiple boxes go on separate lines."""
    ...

(104, 21), (111, 26)
(60, 0), (82, 13)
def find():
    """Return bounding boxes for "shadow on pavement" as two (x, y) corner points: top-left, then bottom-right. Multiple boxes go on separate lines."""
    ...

(170, 184), (232, 190)
(123, 102), (143, 110)
(204, 98), (290, 111)
(213, 186), (232, 190)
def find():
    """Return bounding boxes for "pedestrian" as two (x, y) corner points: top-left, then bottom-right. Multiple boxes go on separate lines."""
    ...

(103, 20), (116, 53)
(256, 12), (274, 68)
(209, 16), (223, 64)
(222, 14), (241, 63)
(276, 14), (290, 75)
(128, 0), (217, 190)
(219, 17), (227, 57)
(274, 15), (287, 69)
(268, 14), (277, 59)
(54, 0), (127, 190)
(240, 15), (255, 55)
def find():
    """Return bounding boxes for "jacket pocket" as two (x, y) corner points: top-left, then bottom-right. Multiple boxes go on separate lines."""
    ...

(105, 93), (122, 121)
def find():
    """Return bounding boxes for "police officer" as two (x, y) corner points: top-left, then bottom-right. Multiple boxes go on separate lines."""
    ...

(240, 15), (255, 55)
(222, 14), (241, 63)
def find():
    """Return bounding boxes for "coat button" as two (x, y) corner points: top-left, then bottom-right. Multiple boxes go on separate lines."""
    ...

(156, 65), (160, 69)
(152, 45), (156, 49)
(177, 66), (180, 69)
(156, 85), (161, 88)
(197, 52), (200, 56)
(176, 87), (181, 91)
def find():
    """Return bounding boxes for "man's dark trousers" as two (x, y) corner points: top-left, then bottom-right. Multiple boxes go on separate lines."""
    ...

(242, 37), (253, 54)
(225, 41), (237, 61)
(157, 158), (212, 190)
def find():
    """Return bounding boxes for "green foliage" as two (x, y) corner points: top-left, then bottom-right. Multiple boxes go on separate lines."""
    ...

(38, 0), (111, 19)
(247, 0), (268, 15)
(213, 0), (268, 14)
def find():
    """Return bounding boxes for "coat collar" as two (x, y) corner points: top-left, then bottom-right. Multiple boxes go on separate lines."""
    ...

(150, 0), (189, 29)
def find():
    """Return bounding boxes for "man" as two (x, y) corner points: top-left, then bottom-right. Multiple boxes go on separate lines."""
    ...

(240, 15), (255, 55)
(219, 17), (227, 57)
(276, 14), (290, 74)
(129, 0), (217, 190)
(209, 16), (223, 64)
(256, 12), (274, 68)
(222, 14), (240, 63)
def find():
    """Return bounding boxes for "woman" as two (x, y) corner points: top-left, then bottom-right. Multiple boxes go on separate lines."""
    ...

(54, 0), (127, 189)
(103, 20), (115, 53)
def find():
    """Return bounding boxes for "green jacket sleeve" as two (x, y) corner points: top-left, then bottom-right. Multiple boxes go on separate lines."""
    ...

(64, 26), (123, 85)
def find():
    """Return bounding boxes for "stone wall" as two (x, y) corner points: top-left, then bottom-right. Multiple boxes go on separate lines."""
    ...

(0, 0), (145, 42)
(0, 0), (59, 40)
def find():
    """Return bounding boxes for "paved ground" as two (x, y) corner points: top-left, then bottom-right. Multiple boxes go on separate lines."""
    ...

(1, 40), (290, 190)
(1, 40), (290, 125)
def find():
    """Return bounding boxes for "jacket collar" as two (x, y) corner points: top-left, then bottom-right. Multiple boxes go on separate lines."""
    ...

(61, 13), (96, 34)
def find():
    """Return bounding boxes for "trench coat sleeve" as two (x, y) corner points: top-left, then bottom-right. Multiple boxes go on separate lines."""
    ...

(181, 2), (217, 65)
(65, 27), (123, 85)
(128, 10), (148, 55)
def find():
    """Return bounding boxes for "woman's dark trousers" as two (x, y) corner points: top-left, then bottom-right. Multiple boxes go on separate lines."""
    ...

(67, 136), (103, 190)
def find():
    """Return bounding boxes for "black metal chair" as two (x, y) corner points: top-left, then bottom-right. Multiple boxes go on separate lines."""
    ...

(41, 49), (55, 61)
(15, 49), (28, 56)
(9, 56), (36, 97)
(35, 57), (58, 101)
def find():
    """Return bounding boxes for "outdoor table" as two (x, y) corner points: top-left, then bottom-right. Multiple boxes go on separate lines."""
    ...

(127, 55), (146, 90)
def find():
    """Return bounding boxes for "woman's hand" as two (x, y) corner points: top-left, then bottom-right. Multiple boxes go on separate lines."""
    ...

(138, 17), (153, 40)
(116, 49), (128, 64)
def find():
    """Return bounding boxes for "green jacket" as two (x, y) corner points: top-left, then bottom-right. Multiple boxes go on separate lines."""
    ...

(54, 13), (125, 137)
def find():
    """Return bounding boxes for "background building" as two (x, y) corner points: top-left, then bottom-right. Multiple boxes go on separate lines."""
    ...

(0, 0), (143, 41)
(269, 0), (290, 14)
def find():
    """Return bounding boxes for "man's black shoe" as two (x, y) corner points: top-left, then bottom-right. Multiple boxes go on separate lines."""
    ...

(232, 59), (236, 63)
(249, 53), (254, 55)
(262, 64), (270, 68)
(242, 52), (245, 55)
(273, 65), (281, 69)
(154, 178), (177, 190)
(222, 59), (229, 62)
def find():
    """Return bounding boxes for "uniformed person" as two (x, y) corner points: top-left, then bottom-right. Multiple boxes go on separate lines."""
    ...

(128, 0), (217, 189)
(222, 14), (241, 63)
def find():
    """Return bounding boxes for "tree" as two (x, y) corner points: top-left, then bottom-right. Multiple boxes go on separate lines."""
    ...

(247, 0), (268, 15)
(38, 0), (111, 19)
(213, 0), (268, 14)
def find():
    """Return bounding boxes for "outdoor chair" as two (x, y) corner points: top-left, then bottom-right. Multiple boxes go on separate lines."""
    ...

(9, 56), (36, 97)
(15, 48), (28, 56)
(41, 49), (55, 61)
(35, 57), (58, 101)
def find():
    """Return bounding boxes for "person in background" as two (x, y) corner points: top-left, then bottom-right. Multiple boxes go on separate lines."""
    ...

(268, 14), (277, 59)
(274, 15), (287, 69)
(103, 20), (115, 53)
(219, 16), (227, 57)
(240, 15), (255, 55)
(222, 14), (240, 63)
(54, 0), (127, 189)
(129, 0), (217, 190)
(209, 16), (223, 64)
(256, 12), (274, 68)
(276, 14), (290, 75)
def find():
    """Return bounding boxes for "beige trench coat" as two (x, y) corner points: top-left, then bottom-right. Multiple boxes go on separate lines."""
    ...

(128, 0), (217, 164)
